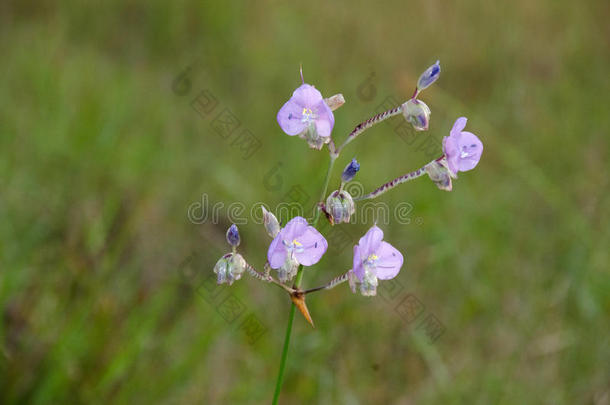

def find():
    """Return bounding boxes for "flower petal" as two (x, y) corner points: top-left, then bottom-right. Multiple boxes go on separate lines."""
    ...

(281, 216), (309, 241)
(291, 84), (324, 107)
(375, 241), (404, 280)
(352, 244), (364, 281)
(313, 99), (334, 137)
(267, 234), (287, 269)
(358, 225), (384, 257)
(442, 135), (459, 175)
(294, 226), (328, 266)
(456, 131), (483, 172)
(451, 117), (468, 136)
(277, 99), (307, 136)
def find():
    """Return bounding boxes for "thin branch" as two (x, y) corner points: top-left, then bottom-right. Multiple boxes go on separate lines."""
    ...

(337, 104), (403, 153)
(327, 137), (338, 158)
(303, 271), (351, 295)
(244, 262), (295, 294)
(354, 166), (427, 201)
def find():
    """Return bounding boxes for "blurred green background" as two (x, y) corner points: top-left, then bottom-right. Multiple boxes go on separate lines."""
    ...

(1, 0), (609, 404)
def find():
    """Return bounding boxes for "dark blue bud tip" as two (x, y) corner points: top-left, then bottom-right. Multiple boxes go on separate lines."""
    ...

(341, 158), (360, 182)
(417, 60), (441, 91)
(226, 224), (240, 247)
(431, 60), (440, 76)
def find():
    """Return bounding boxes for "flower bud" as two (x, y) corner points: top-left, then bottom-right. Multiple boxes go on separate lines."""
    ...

(226, 224), (240, 247)
(261, 206), (280, 238)
(417, 60), (441, 91)
(214, 252), (246, 285)
(402, 99), (431, 131)
(341, 158), (360, 183)
(324, 93), (345, 111)
(325, 190), (355, 225)
(425, 158), (453, 191)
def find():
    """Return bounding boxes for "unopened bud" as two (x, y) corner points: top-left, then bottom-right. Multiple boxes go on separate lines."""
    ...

(341, 158), (360, 183)
(324, 93), (345, 111)
(226, 224), (240, 247)
(325, 190), (355, 225)
(214, 253), (246, 285)
(402, 99), (431, 131)
(261, 206), (280, 238)
(417, 60), (441, 91)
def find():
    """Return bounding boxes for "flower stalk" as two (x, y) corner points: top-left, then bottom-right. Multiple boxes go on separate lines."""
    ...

(302, 271), (350, 294)
(355, 166), (428, 201)
(337, 104), (403, 153)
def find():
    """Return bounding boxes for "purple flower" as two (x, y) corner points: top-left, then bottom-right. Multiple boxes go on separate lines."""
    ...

(442, 117), (483, 175)
(267, 216), (328, 282)
(277, 83), (335, 149)
(350, 225), (404, 296)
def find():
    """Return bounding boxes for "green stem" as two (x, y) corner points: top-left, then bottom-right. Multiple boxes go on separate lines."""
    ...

(313, 155), (336, 225)
(271, 154), (336, 405)
(271, 304), (295, 404)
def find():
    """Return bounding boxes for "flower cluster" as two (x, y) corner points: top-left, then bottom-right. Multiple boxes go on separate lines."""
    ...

(211, 61), (483, 327)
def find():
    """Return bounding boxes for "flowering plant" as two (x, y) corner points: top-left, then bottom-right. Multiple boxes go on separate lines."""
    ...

(212, 62), (483, 403)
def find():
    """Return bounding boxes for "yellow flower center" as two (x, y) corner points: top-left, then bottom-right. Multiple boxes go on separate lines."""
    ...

(301, 107), (316, 123)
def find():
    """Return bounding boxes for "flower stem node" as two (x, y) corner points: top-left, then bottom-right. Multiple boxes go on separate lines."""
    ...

(402, 99), (431, 131)
(261, 206), (280, 238)
(325, 190), (355, 225)
(290, 291), (315, 327)
(214, 252), (246, 285)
